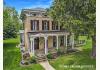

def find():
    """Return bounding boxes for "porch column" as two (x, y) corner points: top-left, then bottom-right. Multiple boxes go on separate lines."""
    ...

(32, 37), (35, 56)
(30, 38), (33, 53)
(49, 21), (52, 30)
(66, 35), (67, 49)
(44, 36), (48, 54)
(56, 35), (59, 50)
(72, 33), (74, 49)
(58, 24), (60, 30)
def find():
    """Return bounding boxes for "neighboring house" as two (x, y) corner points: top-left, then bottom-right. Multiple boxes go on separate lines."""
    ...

(19, 8), (74, 56)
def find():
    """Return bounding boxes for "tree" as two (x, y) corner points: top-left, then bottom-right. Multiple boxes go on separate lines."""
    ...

(49, 0), (96, 58)
(3, 5), (20, 39)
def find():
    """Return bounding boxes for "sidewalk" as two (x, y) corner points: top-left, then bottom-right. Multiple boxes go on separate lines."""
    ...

(39, 61), (55, 70)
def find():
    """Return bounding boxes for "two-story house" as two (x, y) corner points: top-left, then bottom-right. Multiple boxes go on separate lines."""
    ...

(19, 8), (74, 56)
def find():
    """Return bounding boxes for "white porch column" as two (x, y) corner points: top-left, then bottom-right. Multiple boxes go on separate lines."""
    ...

(32, 37), (35, 56)
(30, 38), (33, 53)
(66, 35), (67, 48)
(72, 33), (74, 49)
(56, 35), (59, 50)
(44, 36), (48, 55)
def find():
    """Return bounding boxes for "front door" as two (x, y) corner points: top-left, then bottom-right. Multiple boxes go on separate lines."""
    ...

(53, 36), (56, 47)
(34, 38), (39, 49)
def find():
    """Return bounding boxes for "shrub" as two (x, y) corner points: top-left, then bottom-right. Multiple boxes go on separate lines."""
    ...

(29, 56), (36, 64)
(24, 61), (29, 65)
(23, 53), (30, 60)
(57, 48), (64, 55)
(47, 53), (52, 59)
(21, 60), (29, 65)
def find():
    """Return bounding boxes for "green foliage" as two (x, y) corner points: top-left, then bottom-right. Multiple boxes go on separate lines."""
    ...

(20, 11), (26, 21)
(3, 6), (20, 39)
(49, 39), (96, 70)
(49, 0), (96, 57)
(49, 0), (96, 37)
(3, 23), (17, 39)
(19, 23), (24, 30)
(57, 48), (64, 55)
(29, 56), (36, 64)
(47, 52), (52, 59)
(3, 38), (44, 70)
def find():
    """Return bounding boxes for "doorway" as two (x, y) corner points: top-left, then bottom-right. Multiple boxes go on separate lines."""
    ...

(34, 37), (39, 49)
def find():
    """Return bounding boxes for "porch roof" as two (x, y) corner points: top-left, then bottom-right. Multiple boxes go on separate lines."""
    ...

(28, 30), (69, 38)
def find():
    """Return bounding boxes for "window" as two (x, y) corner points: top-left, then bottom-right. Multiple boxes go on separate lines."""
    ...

(42, 20), (49, 30)
(32, 13), (36, 16)
(52, 21), (59, 30)
(60, 36), (64, 46)
(30, 20), (39, 31)
(42, 13), (47, 17)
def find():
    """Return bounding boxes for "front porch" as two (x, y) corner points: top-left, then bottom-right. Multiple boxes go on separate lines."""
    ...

(28, 31), (75, 56)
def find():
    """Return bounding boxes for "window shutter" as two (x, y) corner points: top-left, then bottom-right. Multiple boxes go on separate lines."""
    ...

(37, 20), (39, 30)
(30, 20), (33, 30)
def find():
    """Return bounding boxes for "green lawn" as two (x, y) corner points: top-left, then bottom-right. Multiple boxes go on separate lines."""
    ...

(3, 37), (44, 70)
(3, 36), (96, 70)
(49, 37), (96, 70)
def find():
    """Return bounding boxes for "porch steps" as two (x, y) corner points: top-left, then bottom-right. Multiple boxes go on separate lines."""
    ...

(36, 54), (47, 63)
(51, 52), (58, 59)
(49, 48), (58, 58)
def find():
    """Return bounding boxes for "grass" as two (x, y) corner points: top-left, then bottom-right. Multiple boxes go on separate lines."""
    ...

(78, 36), (87, 40)
(3, 37), (44, 70)
(49, 37), (96, 70)
(3, 36), (96, 70)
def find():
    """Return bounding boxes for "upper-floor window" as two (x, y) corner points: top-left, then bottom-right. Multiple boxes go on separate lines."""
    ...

(42, 13), (47, 17)
(30, 20), (39, 31)
(52, 21), (59, 30)
(32, 13), (36, 16)
(42, 20), (49, 30)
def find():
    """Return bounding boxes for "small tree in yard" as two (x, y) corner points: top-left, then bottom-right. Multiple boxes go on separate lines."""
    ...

(3, 4), (20, 39)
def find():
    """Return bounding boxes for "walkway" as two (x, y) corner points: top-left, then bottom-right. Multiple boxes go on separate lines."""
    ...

(39, 61), (55, 70)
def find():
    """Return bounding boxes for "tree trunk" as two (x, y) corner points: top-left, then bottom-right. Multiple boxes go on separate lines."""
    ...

(91, 35), (96, 58)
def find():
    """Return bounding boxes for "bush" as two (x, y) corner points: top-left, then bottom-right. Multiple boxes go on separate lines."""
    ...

(57, 48), (64, 55)
(21, 60), (29, 65)
(23, 53), (30, 60)
(24, 61), (29, 65)
(3, 7), (19, 39)
(47, 53), (52, 59)
(29, 56), (36, 64)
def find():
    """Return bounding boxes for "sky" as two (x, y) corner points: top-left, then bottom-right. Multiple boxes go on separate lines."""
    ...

(4, 0), (53, 14)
